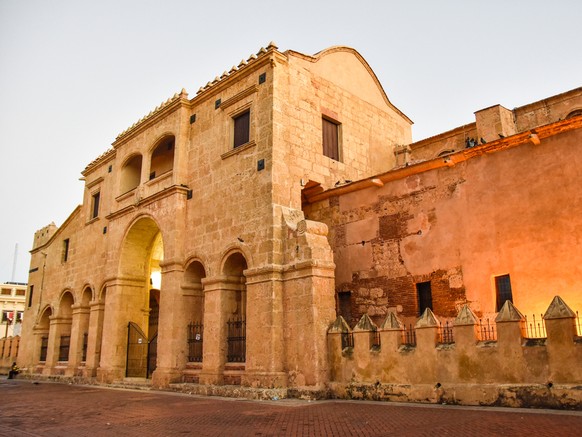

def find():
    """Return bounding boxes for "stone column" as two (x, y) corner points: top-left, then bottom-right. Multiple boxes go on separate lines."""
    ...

(97, 277), (147, 383)
(327, 316), (351, 383)
(198, 276), (240, 385)
(494, 300), (527, 381)
(413, 308), (440, 384)
(543, 296), (580, 383)
(66, 303), (90, 376)
(152, 260), (185, 387)
(242, 265), (286, 388)
(43, 315), (71, 375)
(84, 299), (105, 377)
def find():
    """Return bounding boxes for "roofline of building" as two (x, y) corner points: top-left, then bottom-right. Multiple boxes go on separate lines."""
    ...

(304, 115), (582, 204)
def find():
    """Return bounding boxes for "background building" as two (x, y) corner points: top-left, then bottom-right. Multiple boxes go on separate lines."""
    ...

(1, 281), (26, 338)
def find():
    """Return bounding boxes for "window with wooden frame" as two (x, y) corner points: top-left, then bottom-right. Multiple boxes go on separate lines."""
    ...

(495, 274), (513, 311)
(322, 117), (340, 161)
(233, 110), (250, 148)
(91, 191), (100, 219)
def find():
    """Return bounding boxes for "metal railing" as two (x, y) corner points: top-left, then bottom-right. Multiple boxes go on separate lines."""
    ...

(227, 317), (246, 363)
(341, 332), (354, 349)
(401, 324), (416, 346)
(438, 321), (454, 344)
(524, 313), (546, 338)
(187, 322), (204, 362)
(478, 318), (497, 341)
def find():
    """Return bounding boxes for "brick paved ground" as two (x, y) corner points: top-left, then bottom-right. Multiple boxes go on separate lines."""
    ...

(0, 379), (581, 436)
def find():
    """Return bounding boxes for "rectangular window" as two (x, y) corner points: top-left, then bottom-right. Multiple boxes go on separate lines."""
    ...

(337, 291), (352, 326)
(416, 281), (433, 315)
(495, 274), (513, 311)
(233, 110), (250, 148)
(40, 336), (48, 361)
(322, 117), (340, 161)
(15, 289), (25, 296)
(1, 288), (11, 296)
(91, 192), (100, 219)
(63, 238), (70, 262)
(59, 335), (71, 361)
(28, 285), (34, 307)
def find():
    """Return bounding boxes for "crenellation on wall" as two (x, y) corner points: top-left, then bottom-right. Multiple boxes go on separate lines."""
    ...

(328, 297), (582, 407)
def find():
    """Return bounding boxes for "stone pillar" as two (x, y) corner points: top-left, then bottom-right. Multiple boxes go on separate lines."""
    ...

(242, 265), (286, 388)
(66, 303), (90, 376)
(31, 326), (49, 372)
(152, 260), (185, 387)
(494, 300), (527, 381)
(453, 305), (478, 347)
(84, 300), (105, 377)
(327, 316), (351, 383)
(413, 308), (440, 383)
(198, 276), (240, 385)
(543, 296), (581, 383)
(379, 312), (404, 352)
(97, 277), (147, 383)
(43, 315), (71, 375)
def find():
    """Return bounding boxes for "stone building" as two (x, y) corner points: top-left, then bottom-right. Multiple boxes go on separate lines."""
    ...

(18, 44), (411, 392)
(1, 281), (26, 337)
(17, 43), (582, 400)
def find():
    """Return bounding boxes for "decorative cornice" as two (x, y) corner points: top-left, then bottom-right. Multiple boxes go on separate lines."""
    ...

(106, 184), (190, 221)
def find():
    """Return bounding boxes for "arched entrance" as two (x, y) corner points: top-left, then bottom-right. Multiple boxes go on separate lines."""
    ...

(116, 217), (164, 379)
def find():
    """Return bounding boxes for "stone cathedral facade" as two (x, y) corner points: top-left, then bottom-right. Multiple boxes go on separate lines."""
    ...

(18, 43), (582, 401)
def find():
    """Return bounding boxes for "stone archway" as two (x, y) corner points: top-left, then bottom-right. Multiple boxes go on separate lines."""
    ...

(97, 216), (164, 382)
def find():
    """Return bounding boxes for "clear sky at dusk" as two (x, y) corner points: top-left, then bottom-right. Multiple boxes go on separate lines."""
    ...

(0, 0), (580, 282)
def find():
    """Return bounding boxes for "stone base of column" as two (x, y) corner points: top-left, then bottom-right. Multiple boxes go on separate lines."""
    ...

(96, 366), (125, 383)
(241, 371), (288, 388)
(152, 367), (182, 388)
(198, 370), (225, 386)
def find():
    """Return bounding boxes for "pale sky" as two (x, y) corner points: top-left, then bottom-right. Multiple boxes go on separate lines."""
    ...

(0, 0), (580, 282)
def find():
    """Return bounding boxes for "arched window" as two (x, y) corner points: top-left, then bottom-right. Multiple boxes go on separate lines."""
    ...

(149, 136), (175, 180)
(120, 154), (142, 194)
(566, 109), (582, 119)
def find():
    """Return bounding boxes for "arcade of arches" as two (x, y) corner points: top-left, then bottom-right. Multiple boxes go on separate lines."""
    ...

(25, 212), (332, 390)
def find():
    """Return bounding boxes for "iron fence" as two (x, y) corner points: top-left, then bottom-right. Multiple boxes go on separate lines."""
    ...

(187, 322), (204, 362)
(478, 318), (497, 341)
(227, 317), (246, 362)
(341, 332), (354, 349)
(438, 321), (454, 344)
(402, 324), (416, 346)
(371, 330), (381, 349)
(524, 313), (546, 338)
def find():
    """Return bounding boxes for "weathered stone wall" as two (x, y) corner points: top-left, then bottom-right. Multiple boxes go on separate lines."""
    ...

(273, 47), (412, 209)
(305, 121), (582, 323)
(327, 297), (582, 408)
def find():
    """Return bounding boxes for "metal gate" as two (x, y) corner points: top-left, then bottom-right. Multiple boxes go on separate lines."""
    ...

(126, 322), (157, 378)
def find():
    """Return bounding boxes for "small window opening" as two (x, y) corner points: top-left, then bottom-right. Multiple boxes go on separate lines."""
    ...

(233, 110), (250, 148)
(495, 274), (513, 312)
(416, 281), (433, 315)
(63, 238), (70, 262)
(91, 192), (100, 219)
(322, 117), (340, 161)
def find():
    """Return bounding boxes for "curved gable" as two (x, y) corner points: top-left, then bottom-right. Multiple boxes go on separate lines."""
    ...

(287, 46), (411, 123)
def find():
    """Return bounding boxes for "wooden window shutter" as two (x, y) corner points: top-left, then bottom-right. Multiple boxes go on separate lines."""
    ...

(322, 118), (339, 161)
(233, 110), (250, 148)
